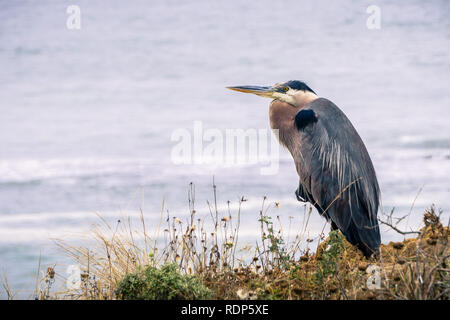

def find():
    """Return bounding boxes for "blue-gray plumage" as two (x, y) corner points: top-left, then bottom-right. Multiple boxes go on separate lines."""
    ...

(227, 81), (381, 257)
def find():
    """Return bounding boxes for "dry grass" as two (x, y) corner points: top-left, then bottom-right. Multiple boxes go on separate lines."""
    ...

(20, 183), (450, 300)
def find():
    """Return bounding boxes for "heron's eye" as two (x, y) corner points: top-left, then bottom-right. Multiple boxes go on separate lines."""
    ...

(283, 87), (289, 92)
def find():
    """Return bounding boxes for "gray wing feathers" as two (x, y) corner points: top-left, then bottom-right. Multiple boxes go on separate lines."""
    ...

(294, 98), (381, 254)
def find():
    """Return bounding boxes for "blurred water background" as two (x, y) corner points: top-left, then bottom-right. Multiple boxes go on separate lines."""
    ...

(0, 0), (449, 298)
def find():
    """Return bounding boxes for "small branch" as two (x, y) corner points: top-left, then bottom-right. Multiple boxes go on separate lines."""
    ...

(378, 218), (421, 235)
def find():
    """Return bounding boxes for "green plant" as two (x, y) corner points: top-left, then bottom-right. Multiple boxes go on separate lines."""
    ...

(314, 230), (345, 283)
(116, 263), (211, 300)
(259, 211), (291, 270)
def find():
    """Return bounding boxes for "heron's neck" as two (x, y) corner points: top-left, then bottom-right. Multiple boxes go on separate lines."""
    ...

(284, 91), (319, 107)
(269, 93), (318, 151)
(269, 101), (300, 150)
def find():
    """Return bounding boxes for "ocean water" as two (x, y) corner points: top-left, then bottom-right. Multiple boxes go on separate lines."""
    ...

(0, 0), (449, 298)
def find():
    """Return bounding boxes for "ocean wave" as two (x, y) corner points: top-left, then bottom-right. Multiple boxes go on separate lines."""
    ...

(0, 158), (152, 184)
(0, 156), (294, 185)
(398, 136), (450, 149)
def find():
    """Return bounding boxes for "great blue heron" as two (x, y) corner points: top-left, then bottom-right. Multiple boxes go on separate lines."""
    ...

(227, 80), (381, 257)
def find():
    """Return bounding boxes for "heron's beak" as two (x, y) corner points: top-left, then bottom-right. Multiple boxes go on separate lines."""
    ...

(227, 85), (277, 99)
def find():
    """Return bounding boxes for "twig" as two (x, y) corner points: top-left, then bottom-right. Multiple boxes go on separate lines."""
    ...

(378, 218), (421, 235)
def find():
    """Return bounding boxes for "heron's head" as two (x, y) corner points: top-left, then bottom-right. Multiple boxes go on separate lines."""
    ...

(227, 80), (317, 107)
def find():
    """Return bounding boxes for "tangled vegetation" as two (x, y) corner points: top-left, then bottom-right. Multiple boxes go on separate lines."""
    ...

(11, 183), (448, 300)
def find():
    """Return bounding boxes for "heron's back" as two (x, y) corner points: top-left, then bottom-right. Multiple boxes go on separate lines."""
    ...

(272, 98), (381, 257)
